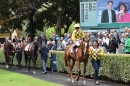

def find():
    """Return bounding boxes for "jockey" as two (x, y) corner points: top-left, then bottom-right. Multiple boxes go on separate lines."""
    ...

(71, 23), (85, 53)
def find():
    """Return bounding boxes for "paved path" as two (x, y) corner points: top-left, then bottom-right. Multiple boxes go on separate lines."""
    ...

(0, 65), (125, 86)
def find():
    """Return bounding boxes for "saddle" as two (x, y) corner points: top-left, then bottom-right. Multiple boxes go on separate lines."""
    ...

(24, 43), (32, 51)
(70, 45), (78, 54)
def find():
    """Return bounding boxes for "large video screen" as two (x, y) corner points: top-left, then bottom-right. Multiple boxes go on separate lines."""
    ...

(97, 0), (130, 23)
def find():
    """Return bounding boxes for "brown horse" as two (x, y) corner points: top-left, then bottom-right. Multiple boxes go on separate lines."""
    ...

(64, 37), (89, 84)
(3, 42), (15, 69)
(24, 37), (41, 74)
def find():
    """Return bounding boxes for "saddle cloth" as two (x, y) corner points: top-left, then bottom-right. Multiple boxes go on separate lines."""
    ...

(70, 45), (78, 53)
(24, 44), (32, 51)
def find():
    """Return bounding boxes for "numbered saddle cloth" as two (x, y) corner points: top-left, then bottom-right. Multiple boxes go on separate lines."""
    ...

(25, 44), (32, 51)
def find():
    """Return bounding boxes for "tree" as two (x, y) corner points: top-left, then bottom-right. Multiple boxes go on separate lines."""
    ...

(0, 0), (45, 40)
(38, 0), (79, 36)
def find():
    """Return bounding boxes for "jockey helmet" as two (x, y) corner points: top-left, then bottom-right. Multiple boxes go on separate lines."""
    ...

(74, 24), (80, 28)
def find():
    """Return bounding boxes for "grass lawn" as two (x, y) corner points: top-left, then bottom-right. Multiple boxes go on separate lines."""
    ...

(0, 69), (61, 86)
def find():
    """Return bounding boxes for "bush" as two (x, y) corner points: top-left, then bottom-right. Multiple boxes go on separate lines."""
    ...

(0, 50), (130, 84)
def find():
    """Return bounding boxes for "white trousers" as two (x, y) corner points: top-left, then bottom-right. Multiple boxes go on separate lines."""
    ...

(74, 40), (81, 46)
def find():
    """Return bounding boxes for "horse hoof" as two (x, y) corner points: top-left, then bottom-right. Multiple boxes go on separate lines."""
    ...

(83, 81), (86, 84)
(76, 78), (79, 81)
(26, 70), (29, 72)
(68, 78), (70, 81)
(33, 71), (36, 74)
(72, 80), (75, 83)
(6, 65), (9, 69)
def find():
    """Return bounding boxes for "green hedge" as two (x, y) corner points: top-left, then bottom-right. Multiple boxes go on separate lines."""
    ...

(50, 50), (130, 83)
(0, 50), (130, 83)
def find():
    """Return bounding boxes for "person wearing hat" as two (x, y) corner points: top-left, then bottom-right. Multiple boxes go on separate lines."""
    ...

(71, 23), (85, 53)
(39, 43), (49, 74)
(124, 33), (130, 54)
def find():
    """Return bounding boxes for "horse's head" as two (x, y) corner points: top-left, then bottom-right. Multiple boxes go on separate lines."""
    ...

(37, 36), (42, 46)
(81, 37), (90, 55)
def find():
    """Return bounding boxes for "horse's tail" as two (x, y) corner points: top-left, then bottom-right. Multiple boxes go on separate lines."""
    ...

(64, 49), (68, 66)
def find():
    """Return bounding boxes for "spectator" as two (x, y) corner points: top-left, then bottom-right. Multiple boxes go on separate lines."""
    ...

(21, 36), (25, 42)
(39, 44), (49, 74)
(124, 27), (128, 33)
(50, 34), (55, 41)
(55, 35), (60, 46)
(121, 33), (126, 45)
(97, 32), (103, 39)
(13, 36), (18, 43)
(16, 43), (23, 69)
(124, 33), (130, 54)
(66, 34), (72, 45)
(102, 34), (109, 46)
(98, 39), (107, 53)
(57, 40), (65, 51)
(108, 33), (118, 53)
(88, 32), (96, 46)
(113, 29), (121, 44)
(41, 32), (47, 45)
(51, 41), (57, 50)
(46, 41), (53, 50)
(64, 33), (68, 41)
(106, 29), (110, 38)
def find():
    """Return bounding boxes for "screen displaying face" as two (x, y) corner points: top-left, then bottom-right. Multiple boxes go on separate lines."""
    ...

(97, 0), (130, 23)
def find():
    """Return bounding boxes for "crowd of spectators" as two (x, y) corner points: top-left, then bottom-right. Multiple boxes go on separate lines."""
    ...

(44, 27), (130, 54)
(1, 27), (130, 54)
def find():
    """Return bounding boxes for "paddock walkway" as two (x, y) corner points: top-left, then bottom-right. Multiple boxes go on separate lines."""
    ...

(0, 65), (125, 86)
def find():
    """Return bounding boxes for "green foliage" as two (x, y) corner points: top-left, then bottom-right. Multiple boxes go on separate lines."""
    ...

(67, 22), (76, 34)
(0, 69), (60, 86)
(45, 27), (56, 40)
(0, 0), (79, 36)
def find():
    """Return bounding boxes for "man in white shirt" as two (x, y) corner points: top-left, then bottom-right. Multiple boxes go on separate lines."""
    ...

(101, 1), (116, 23)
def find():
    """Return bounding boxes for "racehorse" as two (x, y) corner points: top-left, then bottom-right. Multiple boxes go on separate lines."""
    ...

(3, 42), (15, 69)
(24, 36), (42, 74)
(64, 37), (89, 84)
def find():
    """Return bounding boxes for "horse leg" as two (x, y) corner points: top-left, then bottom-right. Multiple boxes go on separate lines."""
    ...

(32, 56), (37, 74)
(70, 60), (75, 83)
(27, 56), (31, 72)
(9, 56), (13, 69)
(7, 57), (10, 69)
(67, 58), (72, 82)
(83, 62), (87, 84)
(76, 60), (81, 81)
(24, 52), (28, 67)
(5, 57), (9, 68)
(16, 55), (21, 69)
(4, 54), (9, 68)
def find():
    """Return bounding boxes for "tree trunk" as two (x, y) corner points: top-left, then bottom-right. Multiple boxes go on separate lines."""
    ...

(56, 12), (62, 36)
(29, 10), (35, 41)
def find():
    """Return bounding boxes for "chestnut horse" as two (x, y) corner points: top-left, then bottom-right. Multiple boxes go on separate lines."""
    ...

(3, 43), (15, 69)
(64, 37), (89, 84)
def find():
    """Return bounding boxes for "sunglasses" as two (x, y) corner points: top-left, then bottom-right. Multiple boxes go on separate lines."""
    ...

(75, 27), (79, 29)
